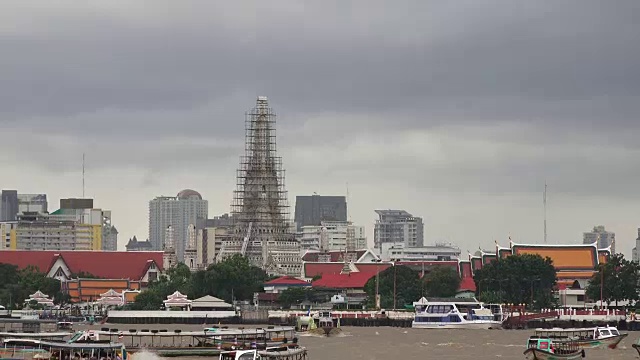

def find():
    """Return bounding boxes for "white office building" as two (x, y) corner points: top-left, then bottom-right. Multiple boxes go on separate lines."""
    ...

(379, 242), (461, 262)
(149, 189), (208, 261)
(299, 221), (367, 252)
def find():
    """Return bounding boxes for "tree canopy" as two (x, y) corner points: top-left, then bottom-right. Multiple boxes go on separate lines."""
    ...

(585, 253), (640, 306)
(0, 264), (64, 309)
(473, 254), (557, 309)
(364, 265), (423, 309)
(130, 255), (268, 310)
(423, 266), (461, 298)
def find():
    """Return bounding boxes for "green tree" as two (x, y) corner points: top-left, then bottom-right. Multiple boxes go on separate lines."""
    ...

(364, 266), (421, 309)
(423, 266), (461, 298)
(473, 254), (557, 309)
(278, 287), (307, 308)
(585, 253), (640, 306)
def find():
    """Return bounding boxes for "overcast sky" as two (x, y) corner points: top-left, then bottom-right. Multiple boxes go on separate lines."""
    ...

(2, 1), (639, 256)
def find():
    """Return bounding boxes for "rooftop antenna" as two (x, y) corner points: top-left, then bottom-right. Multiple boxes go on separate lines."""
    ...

(543, 181), (547, 243)
(82, 153), (85, 198)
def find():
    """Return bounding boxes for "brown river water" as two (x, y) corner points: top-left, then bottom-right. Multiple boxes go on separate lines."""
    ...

(78, 324), (639, 360)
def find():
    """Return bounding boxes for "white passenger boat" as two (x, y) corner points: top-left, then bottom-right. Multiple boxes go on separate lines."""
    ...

(533, 326), (627, 349)
(412, 298), (502, 329)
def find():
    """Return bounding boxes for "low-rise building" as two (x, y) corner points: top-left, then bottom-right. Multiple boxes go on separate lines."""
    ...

(298, 221), (366, 252)
(379, 242), (461, 262)
(0, 250), (163, 302)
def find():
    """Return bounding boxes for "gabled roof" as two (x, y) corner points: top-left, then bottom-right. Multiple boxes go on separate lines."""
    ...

(312, 272), (375, 289)
(301, 249), (369, 263)
(192, 295), (232, 308)
(510, 243), (598, 271)
(0, 250), (163, 280)
(264, 276), (310, 286)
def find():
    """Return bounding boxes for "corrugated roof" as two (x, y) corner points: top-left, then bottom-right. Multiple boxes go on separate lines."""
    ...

(264, 276), (310, 286)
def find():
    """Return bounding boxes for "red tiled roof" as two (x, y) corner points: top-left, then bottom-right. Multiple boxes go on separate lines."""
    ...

(264, 276), (311, 286)
(0, 250), (163, 280)
(352, 263), (392, 273)
(303, 263), (345, 277)
(302, 250), (367, 262)
(312, 272), (375, 289)
(458, 276), (476, 292)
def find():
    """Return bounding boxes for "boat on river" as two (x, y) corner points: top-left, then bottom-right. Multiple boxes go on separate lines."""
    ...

(533, 326), (627, 349)
(412, 298), (502, 329)
(68, 327), (296, 357)
(524, 336), (585, 360)
(219, 343), (307, 360)
(1, 338), (127, 360)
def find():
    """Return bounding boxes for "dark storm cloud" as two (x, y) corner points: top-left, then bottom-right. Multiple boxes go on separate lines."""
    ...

(1, 0), (639, 142)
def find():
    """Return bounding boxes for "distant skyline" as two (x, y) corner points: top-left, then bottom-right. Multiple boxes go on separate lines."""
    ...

(1, 1), (639, 257)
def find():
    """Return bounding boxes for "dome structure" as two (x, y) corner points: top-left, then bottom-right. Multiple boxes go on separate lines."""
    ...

(177, 189), (202, 200)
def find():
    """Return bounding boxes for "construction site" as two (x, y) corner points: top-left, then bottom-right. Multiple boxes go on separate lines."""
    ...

(218, 96), (302, 276)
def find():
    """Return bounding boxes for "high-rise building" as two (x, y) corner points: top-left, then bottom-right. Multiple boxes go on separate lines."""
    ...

(0, 197), (116, 251)
(219, 97), (302, 276)
(125, 236), (153, 251)
(299, 221), (366, 252)
(0, 190), (18, 221)
(58, 198), (117, 251)
(148, 189), (208, 261)
(583, 225), (615, 254)
(17, 194), (48, 214)
(374, 209), (424, 251)
(294, 195), (347, 231)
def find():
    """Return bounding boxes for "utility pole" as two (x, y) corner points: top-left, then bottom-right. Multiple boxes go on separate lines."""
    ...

(600, 265), (604, 309)
(375, 260), (380, 310)
(393, 265), (397, 310)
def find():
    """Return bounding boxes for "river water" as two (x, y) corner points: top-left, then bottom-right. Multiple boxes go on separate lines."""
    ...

(81, 324), (639, 360)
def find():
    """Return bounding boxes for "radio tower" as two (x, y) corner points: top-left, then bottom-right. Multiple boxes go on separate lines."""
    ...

(543, 181), (547, 243)
(220, 96), (301, 276)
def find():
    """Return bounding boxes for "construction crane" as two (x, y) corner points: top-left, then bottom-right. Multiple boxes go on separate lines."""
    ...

(240, 222), (253, 256)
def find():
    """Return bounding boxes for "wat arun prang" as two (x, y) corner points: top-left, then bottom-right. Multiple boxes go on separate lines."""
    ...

(219, 96), (302, 276)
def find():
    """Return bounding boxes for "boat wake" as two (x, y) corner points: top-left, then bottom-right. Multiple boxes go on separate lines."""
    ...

(131, 350), (164, 360)
(484, 342), (524, 348)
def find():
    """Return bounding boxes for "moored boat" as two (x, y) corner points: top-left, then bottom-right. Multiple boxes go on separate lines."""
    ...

(533, 326), (627, 349)
(524, 336), (585, 360)
(412, 298), (502, 329)
(219, 343), (308, 360)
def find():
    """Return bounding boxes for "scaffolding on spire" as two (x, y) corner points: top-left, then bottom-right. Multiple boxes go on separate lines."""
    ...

(219, 96), (302, 276)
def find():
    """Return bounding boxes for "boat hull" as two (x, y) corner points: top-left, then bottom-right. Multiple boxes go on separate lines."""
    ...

(412, 321), (502, 330)
(555, 334), (627, 349)
(523, 348), (584, 360)
(633, 343), (640, 355)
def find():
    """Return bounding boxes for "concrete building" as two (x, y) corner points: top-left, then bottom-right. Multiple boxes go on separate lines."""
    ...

(1, 191), (48, 221)
(0, 212), (101, 251)
(294, 195), (347, 231)
(583, 225), (615, 254)
(57, 199), (117, 251)
(379, 242), (461, 262)
(0, 198), (117, 251)
(0, 190), (18, 221)
(195, 216), (234, 269)
(374, 210), (424, 251)
(17, 194), (48, 214)
(148, 189), (208, 261)
(299, 221), (366, 252)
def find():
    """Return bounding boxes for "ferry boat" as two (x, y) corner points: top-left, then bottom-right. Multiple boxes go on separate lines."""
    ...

(412, 298), (502, 329)
(524, 336), (585, 360)
(533, 326), (627, 349)
(1, 338), (127, 360)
